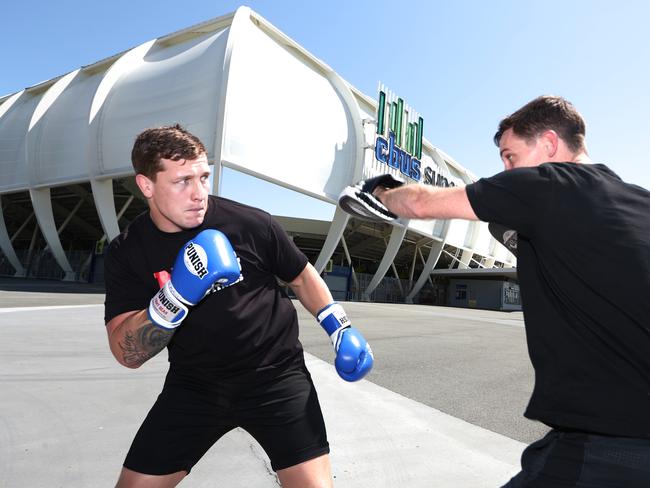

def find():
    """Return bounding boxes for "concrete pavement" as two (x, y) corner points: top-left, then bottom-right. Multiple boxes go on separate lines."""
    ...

(0, 283), (539, 487)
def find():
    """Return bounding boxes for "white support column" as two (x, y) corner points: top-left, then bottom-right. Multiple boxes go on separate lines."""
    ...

(0, 198), (26, 276)
(91, 178), (121, 242)
(312, 29), (366, 276)
(402, 146), (457, 302)
(80, 195), (134, 276)
(459, 249), (473, 269)
(417, 247), (435, 287)
(29, 187), (75, 281)
(314, 206), (350, 274)
(406, 239), (445, 303)
(117, 195), (135, 221)
(340, 235), (358, 290)
(390, 261), (404, 297)
(408, 244), (419, 287)
(363, 223), (408, 298)
(458, 217), (481, 269)
(43, 197), (85, 253)
(449, 248), (461, 268)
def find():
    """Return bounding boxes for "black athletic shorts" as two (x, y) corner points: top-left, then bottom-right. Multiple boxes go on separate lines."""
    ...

(123, 356), (330, 475)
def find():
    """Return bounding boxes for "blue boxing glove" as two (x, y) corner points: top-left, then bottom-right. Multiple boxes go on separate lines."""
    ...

(148, 229), (242, 329)
(317, 303), (374, 382)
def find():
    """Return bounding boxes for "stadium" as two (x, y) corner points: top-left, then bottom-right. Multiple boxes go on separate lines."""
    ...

(0, 6), (518, 311)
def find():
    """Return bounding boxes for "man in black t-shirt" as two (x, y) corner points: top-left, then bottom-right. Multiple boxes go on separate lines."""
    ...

(362, 96), (650, 487)
(104, 125), (373, 487)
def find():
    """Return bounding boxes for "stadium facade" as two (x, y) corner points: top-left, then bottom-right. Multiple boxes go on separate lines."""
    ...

(0, 7), (517, 309)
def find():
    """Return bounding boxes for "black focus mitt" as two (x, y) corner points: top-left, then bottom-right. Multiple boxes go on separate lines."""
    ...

(338, 174), (405, 223)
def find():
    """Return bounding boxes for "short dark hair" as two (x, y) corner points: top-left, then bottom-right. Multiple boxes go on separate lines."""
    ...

(131, 124), (207, 180)
(493, 96), (586, 153)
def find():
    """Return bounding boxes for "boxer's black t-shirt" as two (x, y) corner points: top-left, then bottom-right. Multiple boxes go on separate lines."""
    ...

(466, 163), (650, 438)
(104, 196), (309, 374)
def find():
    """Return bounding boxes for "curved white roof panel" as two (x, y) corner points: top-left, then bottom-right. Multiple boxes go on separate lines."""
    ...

(222, 14), (355, 201)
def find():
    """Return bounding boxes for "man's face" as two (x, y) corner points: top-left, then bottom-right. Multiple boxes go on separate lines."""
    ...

(498, 128), (550, 171)
(138, 154), (211, 232)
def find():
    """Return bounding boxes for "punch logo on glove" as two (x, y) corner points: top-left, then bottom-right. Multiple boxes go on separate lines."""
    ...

(184, 242), (209, 279)
(148, 229), (243, 329)
(153, 287), (182, 316)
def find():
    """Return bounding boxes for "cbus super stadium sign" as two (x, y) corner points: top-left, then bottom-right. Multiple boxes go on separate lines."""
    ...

(374, 85), (454, 188)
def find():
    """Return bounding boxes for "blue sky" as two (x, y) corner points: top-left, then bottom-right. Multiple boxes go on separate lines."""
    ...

(3, 1), (649, 220)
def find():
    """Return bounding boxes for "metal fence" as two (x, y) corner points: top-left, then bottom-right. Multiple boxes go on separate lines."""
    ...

(348, 272), (446, 305)
(0, 248), (93, 282)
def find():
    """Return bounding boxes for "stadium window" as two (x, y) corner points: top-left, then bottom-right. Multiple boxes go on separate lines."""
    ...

(455, 284), (467, 300)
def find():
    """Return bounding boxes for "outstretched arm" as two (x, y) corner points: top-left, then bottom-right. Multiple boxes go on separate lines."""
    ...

(374, 185), (479, 221)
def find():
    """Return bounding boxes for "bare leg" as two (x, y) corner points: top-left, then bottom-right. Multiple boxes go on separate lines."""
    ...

(115, 467), (187, 488)
(276, 454), (333, 488)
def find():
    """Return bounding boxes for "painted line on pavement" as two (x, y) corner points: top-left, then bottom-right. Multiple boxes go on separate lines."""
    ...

(0, 304), (103, 313)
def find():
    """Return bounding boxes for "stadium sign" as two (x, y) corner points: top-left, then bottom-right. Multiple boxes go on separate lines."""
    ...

(374, 84), (454, 188)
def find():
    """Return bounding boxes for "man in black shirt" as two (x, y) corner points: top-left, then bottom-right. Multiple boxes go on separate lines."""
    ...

(104, 125), (373, 487)
(365, 96), (650, 486)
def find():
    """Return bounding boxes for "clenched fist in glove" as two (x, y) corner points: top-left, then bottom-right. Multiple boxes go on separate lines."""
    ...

(148, 229), (242, 329)
(317, 302), (374, 382)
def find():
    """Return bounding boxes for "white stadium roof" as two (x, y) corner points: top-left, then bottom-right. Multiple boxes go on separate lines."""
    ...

(0, 6), (514, 296)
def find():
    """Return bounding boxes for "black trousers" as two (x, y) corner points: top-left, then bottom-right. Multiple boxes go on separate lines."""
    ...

(502, 429), (650, 488)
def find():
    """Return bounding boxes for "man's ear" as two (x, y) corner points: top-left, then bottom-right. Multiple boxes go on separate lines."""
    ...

(541, 130), (559, 159)
(135, 174), (154, 199)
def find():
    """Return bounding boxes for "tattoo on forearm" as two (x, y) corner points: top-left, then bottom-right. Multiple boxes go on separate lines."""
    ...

(119, 322), (174, 367)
